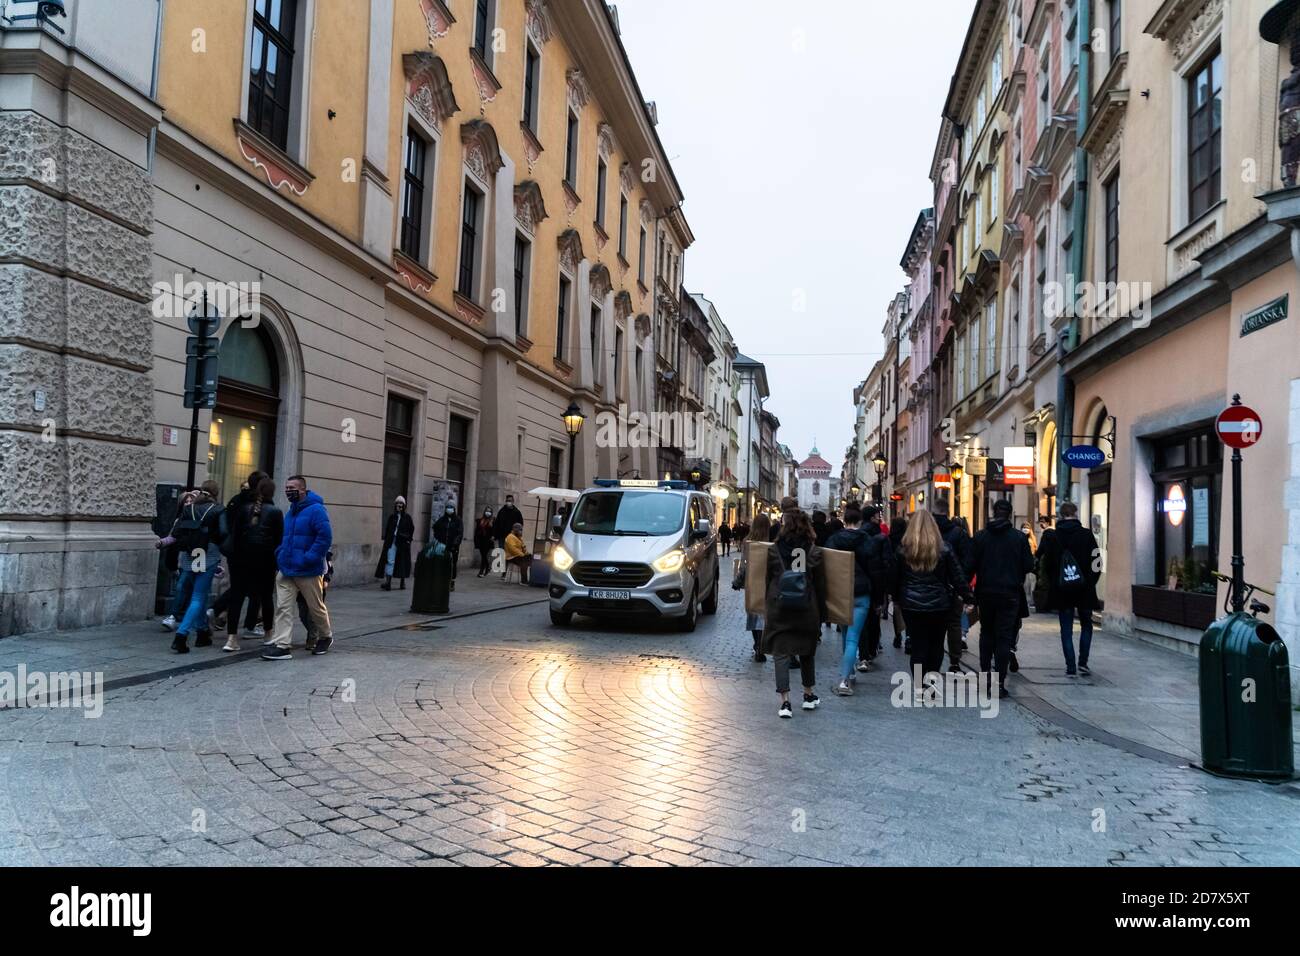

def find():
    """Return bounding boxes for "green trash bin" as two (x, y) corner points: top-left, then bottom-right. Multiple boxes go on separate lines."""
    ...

(1199, 612), (1294, 780)
(410, 544), (452, 615)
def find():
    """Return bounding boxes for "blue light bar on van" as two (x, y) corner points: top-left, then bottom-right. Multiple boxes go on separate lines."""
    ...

(592, 479), (690, 490)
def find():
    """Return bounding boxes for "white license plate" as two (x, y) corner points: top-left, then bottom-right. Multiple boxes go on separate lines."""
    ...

(590, 589), (632, 600)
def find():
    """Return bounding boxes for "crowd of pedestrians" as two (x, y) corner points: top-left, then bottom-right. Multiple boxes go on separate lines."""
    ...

(156, 471), (334, 660)
(728, 499), (1102, 717)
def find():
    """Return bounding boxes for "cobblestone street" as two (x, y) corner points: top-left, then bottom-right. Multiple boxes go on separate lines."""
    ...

(2, 585), (1297, 867)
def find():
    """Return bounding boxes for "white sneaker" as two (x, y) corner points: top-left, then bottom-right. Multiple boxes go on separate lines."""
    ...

(222, 637), (240, 653)
(160, 615), (176, 631)
(245, 625), (265, 637)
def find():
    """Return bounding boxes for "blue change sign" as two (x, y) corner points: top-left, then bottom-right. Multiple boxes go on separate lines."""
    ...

(1065, 445), (1107, 469)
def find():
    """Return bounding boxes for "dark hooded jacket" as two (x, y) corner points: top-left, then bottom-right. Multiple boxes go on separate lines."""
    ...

(971, 517), (1036, 598)
(1037, 518), (1101, 611)
(935, 513), (974, 580)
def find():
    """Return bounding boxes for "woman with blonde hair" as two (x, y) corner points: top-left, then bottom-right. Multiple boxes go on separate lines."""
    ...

(892, 509), (972, 688)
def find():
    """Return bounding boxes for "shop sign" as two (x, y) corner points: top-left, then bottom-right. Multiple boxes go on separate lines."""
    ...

(1240, 295), (1287, 338)
(965, 456), (987, 477)
(1004, 446), (1035, 485)
(1065, 445), (1107, 469)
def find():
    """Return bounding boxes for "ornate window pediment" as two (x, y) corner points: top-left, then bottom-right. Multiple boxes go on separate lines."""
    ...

(589, 263), (613, 301)
(514, 180), (549, 236)
(460, 119), (504, 181)
(567, 69), (591, 111)
(525, 0), (553, 44)
(614, 290), (633, 322)
(597, 122), (617, 161)
(419, 0), (455, 40)
(402, 52), (459, 132)
(557, 228), (584, 274)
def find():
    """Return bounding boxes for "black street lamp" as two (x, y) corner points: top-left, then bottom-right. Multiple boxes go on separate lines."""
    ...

(562, 401), (585, 490)
(872, 455), (888, 507)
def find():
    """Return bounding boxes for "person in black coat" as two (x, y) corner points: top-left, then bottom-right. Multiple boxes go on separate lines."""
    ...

(375, 495), (416, 591)
(971, 500), (1036, 698)
(812, 510), (830, 547)
(433, 504), (465, 588)
(210, 469), (268, 633)
(892, 509), (973, 691)
(493, 495), (524, 550)
(852, 505), (893, 666)
(888, 516), (908, 649)
(762, 510), (829, 718)
(935, 511), (974, 670)
(223, 477), (283, 651)
(1037, 502), (1101, 676)
(826, 504), (893, 695)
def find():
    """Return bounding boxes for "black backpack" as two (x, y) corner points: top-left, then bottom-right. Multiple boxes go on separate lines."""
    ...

(173, 502), (214, 554)
(1057, 545), (1086, 596)
(776, 548), (813, 611)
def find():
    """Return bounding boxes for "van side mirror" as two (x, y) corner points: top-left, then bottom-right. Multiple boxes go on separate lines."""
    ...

(552, 514), (564, 531)
(692, 518), (711, 539)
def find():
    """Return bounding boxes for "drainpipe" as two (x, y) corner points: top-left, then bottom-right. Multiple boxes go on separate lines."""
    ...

(1055, 0), (1092, 507)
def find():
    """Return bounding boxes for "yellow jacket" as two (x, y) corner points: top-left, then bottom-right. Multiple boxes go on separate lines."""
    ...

(504, 533), (528, 560)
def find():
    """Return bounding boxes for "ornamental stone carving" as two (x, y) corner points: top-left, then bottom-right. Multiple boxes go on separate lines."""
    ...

(567, 69), (591, 111)
(403, 52), (460, 132)
(557, 228), (584, 274)
(597, 122), (617, 161)
(419, 0), (454, 40)
(1172, 0), (1223, 62)
(461, 120), (504, 181)
(514, 181), (549, 235)
(525, 0), (552, 44)
(590, 263), (613, 301)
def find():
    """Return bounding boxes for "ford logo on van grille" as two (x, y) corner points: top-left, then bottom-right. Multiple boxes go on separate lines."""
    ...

(602, 566), (620, 575)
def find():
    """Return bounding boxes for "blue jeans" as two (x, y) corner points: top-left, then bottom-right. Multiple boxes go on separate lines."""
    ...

(176, 564), (218, 636)
(1058, 606), (1093, 670)
(840, 595), (871, 681)
(168, 568), (195, 618)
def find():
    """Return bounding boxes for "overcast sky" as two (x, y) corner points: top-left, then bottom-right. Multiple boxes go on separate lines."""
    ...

(617, 0), (974, 476)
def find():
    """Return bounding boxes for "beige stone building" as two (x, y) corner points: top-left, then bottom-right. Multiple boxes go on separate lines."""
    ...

(0, 0), (689, 635)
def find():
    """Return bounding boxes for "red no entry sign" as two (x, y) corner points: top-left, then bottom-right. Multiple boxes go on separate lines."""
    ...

(1216, 404), (1263, 449)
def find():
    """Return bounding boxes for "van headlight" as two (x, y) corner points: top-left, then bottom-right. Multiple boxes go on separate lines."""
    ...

(653, 549), (686, 574)
(552, 546), (574, 572)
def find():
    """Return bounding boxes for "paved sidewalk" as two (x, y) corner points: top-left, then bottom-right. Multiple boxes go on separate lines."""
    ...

(0, 569), (546, 701)
(991, 612), (1300, 770)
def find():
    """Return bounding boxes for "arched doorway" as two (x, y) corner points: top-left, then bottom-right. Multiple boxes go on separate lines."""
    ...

(208, 321), (281, 499)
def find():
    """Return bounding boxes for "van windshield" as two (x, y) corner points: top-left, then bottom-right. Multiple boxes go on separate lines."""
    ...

(570, 491), (685, 537)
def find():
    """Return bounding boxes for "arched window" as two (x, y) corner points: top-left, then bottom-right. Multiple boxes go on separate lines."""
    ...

(208, 321), (281, 500)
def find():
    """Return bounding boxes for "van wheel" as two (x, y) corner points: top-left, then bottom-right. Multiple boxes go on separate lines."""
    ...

(550, 609), (573, 627)
(701, 568), (719, 615)
(677, 585), (698, 632)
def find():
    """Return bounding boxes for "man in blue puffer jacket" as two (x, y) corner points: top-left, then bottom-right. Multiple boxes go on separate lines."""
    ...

(264, 475), (334, 660)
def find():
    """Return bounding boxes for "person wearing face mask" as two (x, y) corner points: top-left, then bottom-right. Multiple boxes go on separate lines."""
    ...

(493, 495), (523, 552)
(375, 495), (415, 591)
(433, 502), (465, 590)
(263, 475), (333, 660)
(474, 507), (496, 577)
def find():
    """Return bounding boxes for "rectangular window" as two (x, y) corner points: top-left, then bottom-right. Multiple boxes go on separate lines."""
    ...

(991, 45), (1003, 90)
(970, 316), (981, 387)
(614, 327), (624, 396)
(1187, 47), (1223, 222)
(618, 195), (628, 259)
(590, 305), (601, 384)
(1104, 172), (1120, 285)
(595, 158), (607, 229)
(956, 333), (966, 398)
(457, 183), (482, 299)
(638, 226), (647, 282)
(985, 298), (997, 378)
(473, 0), (490, 61)
(1109, 0), (1122, 55)
(635, 344), (643, 396)
(564, 112), (579, 187)
(1038, 59), (1050, 135)
(383, 394), (416, 510)
(1152, 426), (1222, 593)
(555, 275), (570, 359)
(1009, 281), (1021, 370)
(513, 234), (531, 338)
(447, 413), (471, 500)
(248, 0), (299, 150)
(989, 165), (998, 225)
(1035, 229), (1048, 334)
(522, 44), (540, 134)
(399, 127), (427, 261)
(1065, 0), (1079, 72)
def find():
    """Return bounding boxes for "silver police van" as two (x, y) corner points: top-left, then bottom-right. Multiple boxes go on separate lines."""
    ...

(548, 480), (720, 631)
